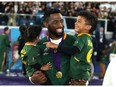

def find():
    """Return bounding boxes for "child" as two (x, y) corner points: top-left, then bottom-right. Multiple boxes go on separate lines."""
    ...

(21, 25), (51, 77)
(44, 11), (98, 85)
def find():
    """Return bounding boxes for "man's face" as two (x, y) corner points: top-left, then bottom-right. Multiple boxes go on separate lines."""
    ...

(47, 13), (64, 38)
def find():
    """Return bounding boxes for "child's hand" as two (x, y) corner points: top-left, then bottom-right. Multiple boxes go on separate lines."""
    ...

(43, 42), (58, 49)
(40, 62), (52, 71)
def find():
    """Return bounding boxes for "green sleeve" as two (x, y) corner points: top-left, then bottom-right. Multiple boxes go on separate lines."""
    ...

(25, 64), (37, 77)
(25, 62), (41, 77)
(24, 46), (42, 77)
(73, 36), (85, 51)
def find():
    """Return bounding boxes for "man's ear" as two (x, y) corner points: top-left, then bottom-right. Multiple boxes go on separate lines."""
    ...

(43, 22), (48, 27)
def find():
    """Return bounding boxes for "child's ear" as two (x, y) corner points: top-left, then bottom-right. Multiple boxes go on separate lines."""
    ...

(35, 36), (39, 42)
(37, 36), (39, 40)
(43, 22), (48, 27)
(86, 25), (92, 31)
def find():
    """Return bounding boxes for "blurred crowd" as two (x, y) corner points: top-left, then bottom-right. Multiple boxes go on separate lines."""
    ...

(0, 2), (116, 26)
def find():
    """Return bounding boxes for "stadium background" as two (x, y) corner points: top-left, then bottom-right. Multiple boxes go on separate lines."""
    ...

(0, 1), (116, 85)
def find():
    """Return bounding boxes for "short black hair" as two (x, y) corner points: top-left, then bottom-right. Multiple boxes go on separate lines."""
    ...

(25, 25), (42, 42)
(43, 8), (61, 22)
(19, 25), (27, 36)
(78, 11), (98, 34)
(4, 27), (9, 32)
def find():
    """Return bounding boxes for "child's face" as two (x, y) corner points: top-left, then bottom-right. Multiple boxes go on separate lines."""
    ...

(75, 16), (90, 34)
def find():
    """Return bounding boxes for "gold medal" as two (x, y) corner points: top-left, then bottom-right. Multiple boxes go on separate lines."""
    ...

(56, 71), (62, 78)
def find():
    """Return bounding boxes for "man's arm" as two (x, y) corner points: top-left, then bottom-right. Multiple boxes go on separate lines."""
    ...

(25, 62), (48, 85)
(30, 70), (47, 84)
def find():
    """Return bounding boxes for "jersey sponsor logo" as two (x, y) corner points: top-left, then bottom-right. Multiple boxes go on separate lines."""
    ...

(43, 48), (49, 55)
(74, 41), (78, 46)
(88, 40), (93, 47)
(75, 41), (78, 44)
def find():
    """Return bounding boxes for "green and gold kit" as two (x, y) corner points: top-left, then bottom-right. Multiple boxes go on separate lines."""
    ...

(21, 43), (42, 77)
(0, 33), (10, 71)
(70, 34), (93, 81)
(25, 33), (76, 85)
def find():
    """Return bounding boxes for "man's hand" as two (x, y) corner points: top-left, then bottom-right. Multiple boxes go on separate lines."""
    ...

(31, 71), (47, 84)
(69, 79), (87, 85)
(43, 42), (58, 49)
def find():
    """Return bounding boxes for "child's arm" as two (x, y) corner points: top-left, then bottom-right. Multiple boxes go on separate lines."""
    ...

(44, 42), (80, 56)
(40, 62), (52, 71)
(57, 43), (79, 56)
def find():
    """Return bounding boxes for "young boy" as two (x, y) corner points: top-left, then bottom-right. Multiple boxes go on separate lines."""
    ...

(44, 11), (98, 85)
(21, 25), (51, 77)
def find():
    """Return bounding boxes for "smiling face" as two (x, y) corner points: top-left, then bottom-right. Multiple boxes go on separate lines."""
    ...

(75, 16), (91, 34)
(47, 13), (64, 39)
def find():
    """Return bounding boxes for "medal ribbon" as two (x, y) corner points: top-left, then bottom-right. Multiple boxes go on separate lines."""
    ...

(48, 34), (64, 71)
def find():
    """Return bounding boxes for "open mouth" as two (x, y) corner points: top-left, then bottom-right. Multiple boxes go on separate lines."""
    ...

(75, 26), (78, 30)
(56, 29), (63, 33)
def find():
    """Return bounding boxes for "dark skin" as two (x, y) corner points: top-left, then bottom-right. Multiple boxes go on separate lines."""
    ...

(47, 13), (64, 40)
(31, 71), (47, 84)
(31, 13), (86, 85)
(31, 13), (64, 85)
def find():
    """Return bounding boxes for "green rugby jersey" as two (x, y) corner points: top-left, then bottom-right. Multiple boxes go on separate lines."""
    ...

(0, 33), (10, 71)
(70, 33), (93, 81)
(21, 43), (42, 77)
(26, 33), (76, 85)
(0, 33), (10, 52)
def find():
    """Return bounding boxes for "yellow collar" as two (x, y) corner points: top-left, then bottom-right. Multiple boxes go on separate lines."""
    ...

(78, 33), (91, 37)
(25, 42), (36, 46)
(63, 33), (67, 40)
